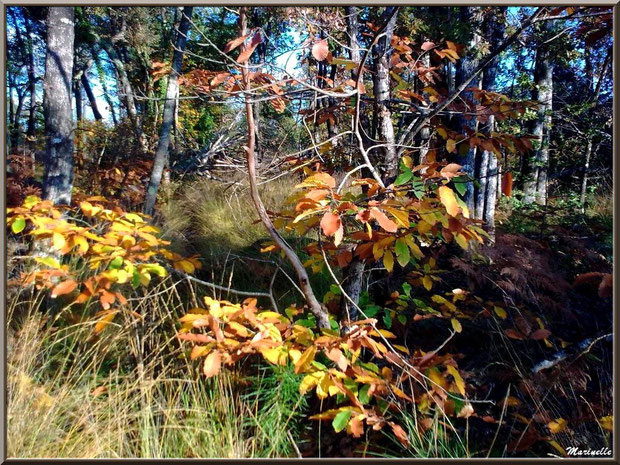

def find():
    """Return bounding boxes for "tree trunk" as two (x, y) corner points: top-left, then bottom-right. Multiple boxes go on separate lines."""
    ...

(81, 73), (103, 120)
(340, 7), (366, 321)
(239, 7), (330, 329)
(478, 7), (505, 239)
(42, 7), (75, 205)
(91, 46), (118, 125)
(144, 6), (193, 216)
(373, 7), (398, 185)
(24, 12), (37, 150)
(523, 24), (554, 206)
(454, 7), (481, 213)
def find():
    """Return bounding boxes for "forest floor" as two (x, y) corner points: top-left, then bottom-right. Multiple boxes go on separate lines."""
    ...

(6, 176), (613, 458)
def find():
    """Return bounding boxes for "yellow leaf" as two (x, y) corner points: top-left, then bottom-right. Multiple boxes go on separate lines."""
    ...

(94, 311), (118, 335)
(52, 232), (66, 250)
(295, 346), (317, 374)
(261, 347), (288, 366)
(72, 235), (89, 254)
(600, 416), (613, 432)
(446, 365), (466, 396)
(300, 371), (324, 395)
(455, 234), (468, 250)
(548, 418), (568, 434)
(547, 440), (567, 456)
(446, 139), (457, 153)
(494, 306), (507, 319)
(428, 367), (448, 390)
(451, 318), (462, 333)
(383, 249), (394, 272)
(402, 156), (413, 168)
(422, 275), (433, 291)
(438, 186), (460, 217)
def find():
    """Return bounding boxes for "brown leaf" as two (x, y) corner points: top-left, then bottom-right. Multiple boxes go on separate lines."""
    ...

(502, 172), (513, 197)
(599, 273), (612, 298)
(237, 33), (262, 64)
(389, 422), (409, 446)
(349, 416), (364, 438)
(312, 39), (329, 61)
(504, 329), (526, 340)
(51, 280), (78, 298)
(530, 329), (551, 340)
(421, 41), (435, 51)
(325, 348), (348, 372)
(203, 351), (222, 378)
(223, 34), (249, 53)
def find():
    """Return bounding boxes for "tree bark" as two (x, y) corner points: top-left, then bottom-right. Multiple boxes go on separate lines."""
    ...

(239, 7), (330, 329)
(144, 6), (193, 216)
(81, 73), (103, 121)
(373, 7), (399, 185)
(455, 7), (482, 213)
(478, 7), (506, 239)
(42, 7), (75, 206)
(24, 12), (37, 150)
(523, 22), (554, 206)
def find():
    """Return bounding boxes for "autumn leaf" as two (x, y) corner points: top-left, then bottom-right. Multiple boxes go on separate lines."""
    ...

(530, 329), (551, 340)
(600, 416), (613, 432)
(203, 351), (222, 378)
(421, 41), (436, 51)
(94, 310), (118, 335)
(332, 409), (353, 433)
(501, 172), (513, 197)
(369, 208), (398, 232)
(349, 416), (364, 437)
(312, 39), (329, 61)
(548, 418), (568, 434)
(237, 32), (262, 63)
(438, 186), (460, 217)
(223, 33), (249, 53)
(295, 345), (317, 374)
(51, 280), (78, 298)
(389, 422), (409, 446)
(446, 139), (457, 153)
(11, 216), (26, 234)
(320, 211), (341, 236)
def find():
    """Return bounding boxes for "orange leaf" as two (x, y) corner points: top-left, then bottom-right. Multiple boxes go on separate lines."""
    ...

(312, 39), (329, 61)
(389, 422), (409, 446)
(421, 41), (435, 51)
(349, 416), (364, 437)
(223, 33), (249, 53)
(203, 351), (222, 378)
(369, 208), (398, 232)
(94, 310), (118, 335)
(237, 32), (262, 63)
(438, 186), (460, 217)
(51, 280), (78, 298)
(320, 212), (342, 236)
(502, 172), (513, 197)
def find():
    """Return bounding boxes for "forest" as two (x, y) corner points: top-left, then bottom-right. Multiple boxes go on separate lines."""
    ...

(5, 5), (614, 459)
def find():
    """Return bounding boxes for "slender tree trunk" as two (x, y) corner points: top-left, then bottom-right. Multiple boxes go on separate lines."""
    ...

(42, 7), (75, 205)
(341, 6), (366, 321)
(579, 139), (592, 214)
(239, 7), (330, 328)
(523, 24), (554, 206)
(144, 6), (193, 216)
(24, 13), (37, 150)
(455, 7), (481, 212)
(479, 7), (505, 239)
(91, 46), (118, 125)
(373, 7), (398, 185)
(81, 73), (103, 120)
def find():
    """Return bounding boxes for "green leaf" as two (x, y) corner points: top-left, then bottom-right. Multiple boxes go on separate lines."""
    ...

(330, 284), (342, 295)
(358, 384), (372, 404)
(131, 269), (141, 289)
(397, 314), (407, 325)
(394, 168), (413, 186)
(11, 217), (26, 234)
(332, 409), (353, 433)
(394, 238), (410, 267)
(402, 283), (412, 298)
(383, 312), (392, 329)
(453, 177), (467, 196)
(364, 305), (380, 317)
(109, 256), (124, 269)
(141, 263), (167, 277)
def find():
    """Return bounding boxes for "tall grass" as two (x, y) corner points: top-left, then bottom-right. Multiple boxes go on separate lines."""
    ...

(6, 279), (304, 458)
